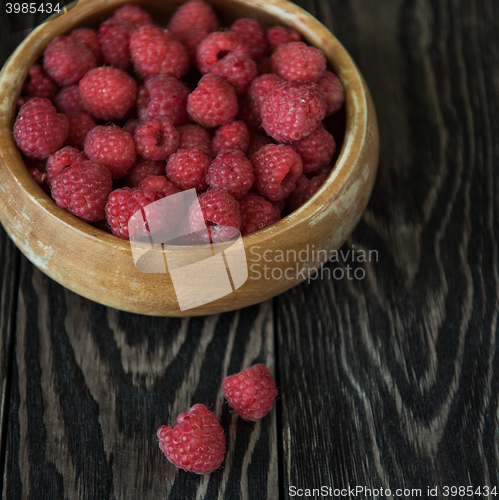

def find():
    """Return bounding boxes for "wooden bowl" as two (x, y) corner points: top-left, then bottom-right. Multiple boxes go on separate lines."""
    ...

(0, 0), (379, 316)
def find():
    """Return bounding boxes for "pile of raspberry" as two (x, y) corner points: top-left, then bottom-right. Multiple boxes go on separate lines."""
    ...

(13, 0), (345, 242)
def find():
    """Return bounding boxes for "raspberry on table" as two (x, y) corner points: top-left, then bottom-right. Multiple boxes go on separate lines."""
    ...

(239, 192), (281, 236)
(54, 85), (84, 114)
(20, 65), (57, 102)
(247, 133), (274, 158)
(167, 0), (218, 42)
(212, 121), (250, 156)
(130, 25), (189, 79)
(260, 79), (326, 141)
(267, 25), (302, 50)
(187, 73), (238, 128)
(112, 4), (153, 27)
(177, 124), (212, 154)
(13, 97), (68, 159)
(247, 73), (284, 116)
(252, 144), (303, 201)
(46, 146), (87, 186)
(138, 175), (180, 197)
(166, 147), (211, 192)
(105, 187), (164, 239)
(125, 157), (165, 187)
(70, 28), (104, 66)
(292, 127), (336, 173)
(51, 160), (113, 222)
(64, 112), (96, 150)
(84, 125), (136, 179)
(222, 364), (278, 421)
(271, 41), (326, 82)
(230, 18), (269, 60)
(134, 117), (179, 161)
(316, 70), (345, 115)
(207, 150), (254, 199)
(287, 172), (328, 211)
(189, 188), (242, 242)
(157, 403), (225, 475)
(211, 52), (257, 95)
(43, 36), (96, 86)
(98, 17), (134, 71)
(79, 67), (137, 121)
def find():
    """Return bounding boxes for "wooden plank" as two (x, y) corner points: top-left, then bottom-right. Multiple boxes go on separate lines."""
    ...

(275, 0), (499, 495)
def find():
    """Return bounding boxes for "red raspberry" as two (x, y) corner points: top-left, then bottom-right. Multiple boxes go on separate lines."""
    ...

(267, 26), (302, 50)
(143, 75), (190, 126)
(166, 148), (210, 192)
(292, 127), (336, 173)
(13, 97), (68, 159)
(177, 124), (212, 154)
(239, 193), (281, 235)
(252, 144), (303, 201)
(29, 167), (47, 186)
(196, 31), (250, 75)
(125, 157), (165, 187)
(79, 67), (137, 121)
(64, 112), (96, 150)
(287, 173), (328, 211)
(134, 117), (179, 161)
(247, 133), (273, 158)
(212, 121), (249, 156)
(236, 94), (261, 131)
(181, 27), (212, 63)
(54, 85), (84, 114)
(112, 4), (153, 27)
(316, 70), (345, 115)
(20, 65), (57, 102)
(70, 28), (104, 65)
(260, 80), (326, 142)
(211, 53), (257, 95)
(309, 163), (333, 178)
(187, 74), (238, 128)
(84, 125), (136, 179)
(98, 18), (134, 71)
(46, 146), (87, 186)
(189, 188), (242, 242)
(222, 364), (278, 421)
(230, 18), (269, 60)
(136, 86), (150, 121)
(207, 150), (254, 199)
(138, 175), (180, 197)
(130, 25), (189, 79)
(271, 41), (326, 82)
(167, 0), (218, 41)
(51, 161), (113, 222)
(123, 118), (142, 136)
(247, 73), (284, 116)
(105, 187), (164, 239)
(157, 403), (225, 475)
(43, 36), (96, 86)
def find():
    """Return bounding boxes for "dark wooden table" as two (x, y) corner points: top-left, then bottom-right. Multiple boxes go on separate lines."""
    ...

(1, 0), (499, 498)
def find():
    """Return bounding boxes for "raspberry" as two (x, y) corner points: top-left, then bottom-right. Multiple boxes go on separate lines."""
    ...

(105, 187), (164, 239)
(20, 65), (57, 102)
(143, 75), (190, 125)
(222, 364), (278, 421)
(247, 73), (284, 116)
(79, 67), (137, 121)
(271, 41), (326, 82)
(46, 146), (87, 186)
(287, 173), (328, 211)
(43, 36), (96, 86)
(181, 27), (211, 63)
(51, 161), (113, 222)
(196, 31), (250, 75)
(157, 404), (225, 475)
(130, 25), (189, 79)
(29, 167), (47, 186)
(136, 86), (150, 121)
(112, 4), (153, 27)
(267, 26), (302, 50)
(167, 0), (218, 41)
(54, 85), (84, 114)
(187, 74), (238, 128)
(212, 121), (249, 156)
(236, 94), (261, 131)
(252, 144), (303, 201)
(260, 80), (326, 141)
(177, 124), (212, 154)
(316, 70), (345, 115)
(309, 163), (333, 178)
(138, 175), (180, 197)
(230, 18), (269, 60)
(211, 53), (257, 95)
(239, 193), (281, 235)
(98, 18), (134, 71)
(13, 97), (68, 159)
(70, 28), (104, 65)
(292, 127), (336, 173)
(207, 150), (254, 199)
(166, 148), (210, 192)
(247, 133), (273, 158)
(125, 157), (165, 187)
(65, 111), (96, 150)
(84, 125), (136, 179)
(123, 118), (142, 136)
(134, 117), (179, 161)
(189, 188), (241, 242)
